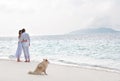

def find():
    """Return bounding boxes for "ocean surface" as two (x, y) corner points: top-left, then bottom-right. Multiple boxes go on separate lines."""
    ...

(0, 33), (120, 73)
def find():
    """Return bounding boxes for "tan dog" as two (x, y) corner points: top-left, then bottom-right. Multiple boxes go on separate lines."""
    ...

(28, 59), (49, 75)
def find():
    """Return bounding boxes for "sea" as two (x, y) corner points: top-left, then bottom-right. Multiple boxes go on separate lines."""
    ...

(0, 33), (120, 73)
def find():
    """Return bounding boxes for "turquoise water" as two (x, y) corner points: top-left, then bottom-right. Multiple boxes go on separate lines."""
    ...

(0, 33), (120, 72)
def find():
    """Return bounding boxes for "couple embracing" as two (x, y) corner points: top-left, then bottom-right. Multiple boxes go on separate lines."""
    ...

(15, 28), (30, 62)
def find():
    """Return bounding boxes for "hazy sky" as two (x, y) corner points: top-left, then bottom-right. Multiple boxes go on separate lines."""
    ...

(0, 0), (120, 36)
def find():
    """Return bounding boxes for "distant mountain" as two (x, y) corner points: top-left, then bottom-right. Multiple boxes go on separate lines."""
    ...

(69, 27), (120, 35)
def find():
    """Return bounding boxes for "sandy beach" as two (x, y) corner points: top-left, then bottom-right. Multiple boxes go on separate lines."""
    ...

(0, 59), (120, 81)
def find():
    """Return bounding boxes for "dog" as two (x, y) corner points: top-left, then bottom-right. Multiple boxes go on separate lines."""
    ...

(28, 59), (49, 75)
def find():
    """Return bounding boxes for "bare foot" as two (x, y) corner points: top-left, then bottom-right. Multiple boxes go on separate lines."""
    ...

(24, 60), (27, 62)
(27, 60), (30, 62)
(17, 59), (21, 62)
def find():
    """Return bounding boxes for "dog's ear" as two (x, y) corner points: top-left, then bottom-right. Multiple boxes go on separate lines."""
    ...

(43, 59), (47, 61)
(43, 59), (48, 61)
(45, 59), (48, 61)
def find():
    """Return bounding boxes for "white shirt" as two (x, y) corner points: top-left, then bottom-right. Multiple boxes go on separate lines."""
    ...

(20, 32), (30, 47)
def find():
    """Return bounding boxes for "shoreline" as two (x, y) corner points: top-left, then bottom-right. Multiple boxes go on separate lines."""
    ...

(0, 59), (120, 81)
(1, 58), (120, 74)
(2, 58), (120, 74)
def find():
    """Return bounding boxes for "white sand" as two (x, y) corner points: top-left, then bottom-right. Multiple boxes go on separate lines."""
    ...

(0, 59), (120, 81)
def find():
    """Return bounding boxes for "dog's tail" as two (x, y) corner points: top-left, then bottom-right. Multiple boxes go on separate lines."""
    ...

(28, 71), (35, 74)
(28, 71), (40, 75)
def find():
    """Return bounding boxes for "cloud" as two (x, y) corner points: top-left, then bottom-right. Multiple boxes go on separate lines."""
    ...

(0, 0), (120, 36)
(0, 0), (36, 14)
(88, 0), (120, 30)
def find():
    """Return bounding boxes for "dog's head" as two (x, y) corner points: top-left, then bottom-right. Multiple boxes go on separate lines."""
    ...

(43, 59), (49, 64)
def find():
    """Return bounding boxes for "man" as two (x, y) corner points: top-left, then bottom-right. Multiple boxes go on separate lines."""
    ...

(20, 28), (30, 62)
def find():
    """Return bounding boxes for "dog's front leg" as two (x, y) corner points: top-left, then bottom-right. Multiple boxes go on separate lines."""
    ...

(44, 70), (47, 75)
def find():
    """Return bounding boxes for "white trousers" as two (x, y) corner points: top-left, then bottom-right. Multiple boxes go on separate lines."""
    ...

(22, 45), (30, 60)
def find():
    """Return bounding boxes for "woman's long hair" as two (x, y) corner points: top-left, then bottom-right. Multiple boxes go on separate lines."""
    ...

(18, 30), (22, 39)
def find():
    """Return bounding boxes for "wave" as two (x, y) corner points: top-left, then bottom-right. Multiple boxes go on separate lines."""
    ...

(56, 59), (120, 73)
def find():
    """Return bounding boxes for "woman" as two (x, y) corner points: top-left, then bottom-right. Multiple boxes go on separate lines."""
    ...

(15, 30), (22, 62)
